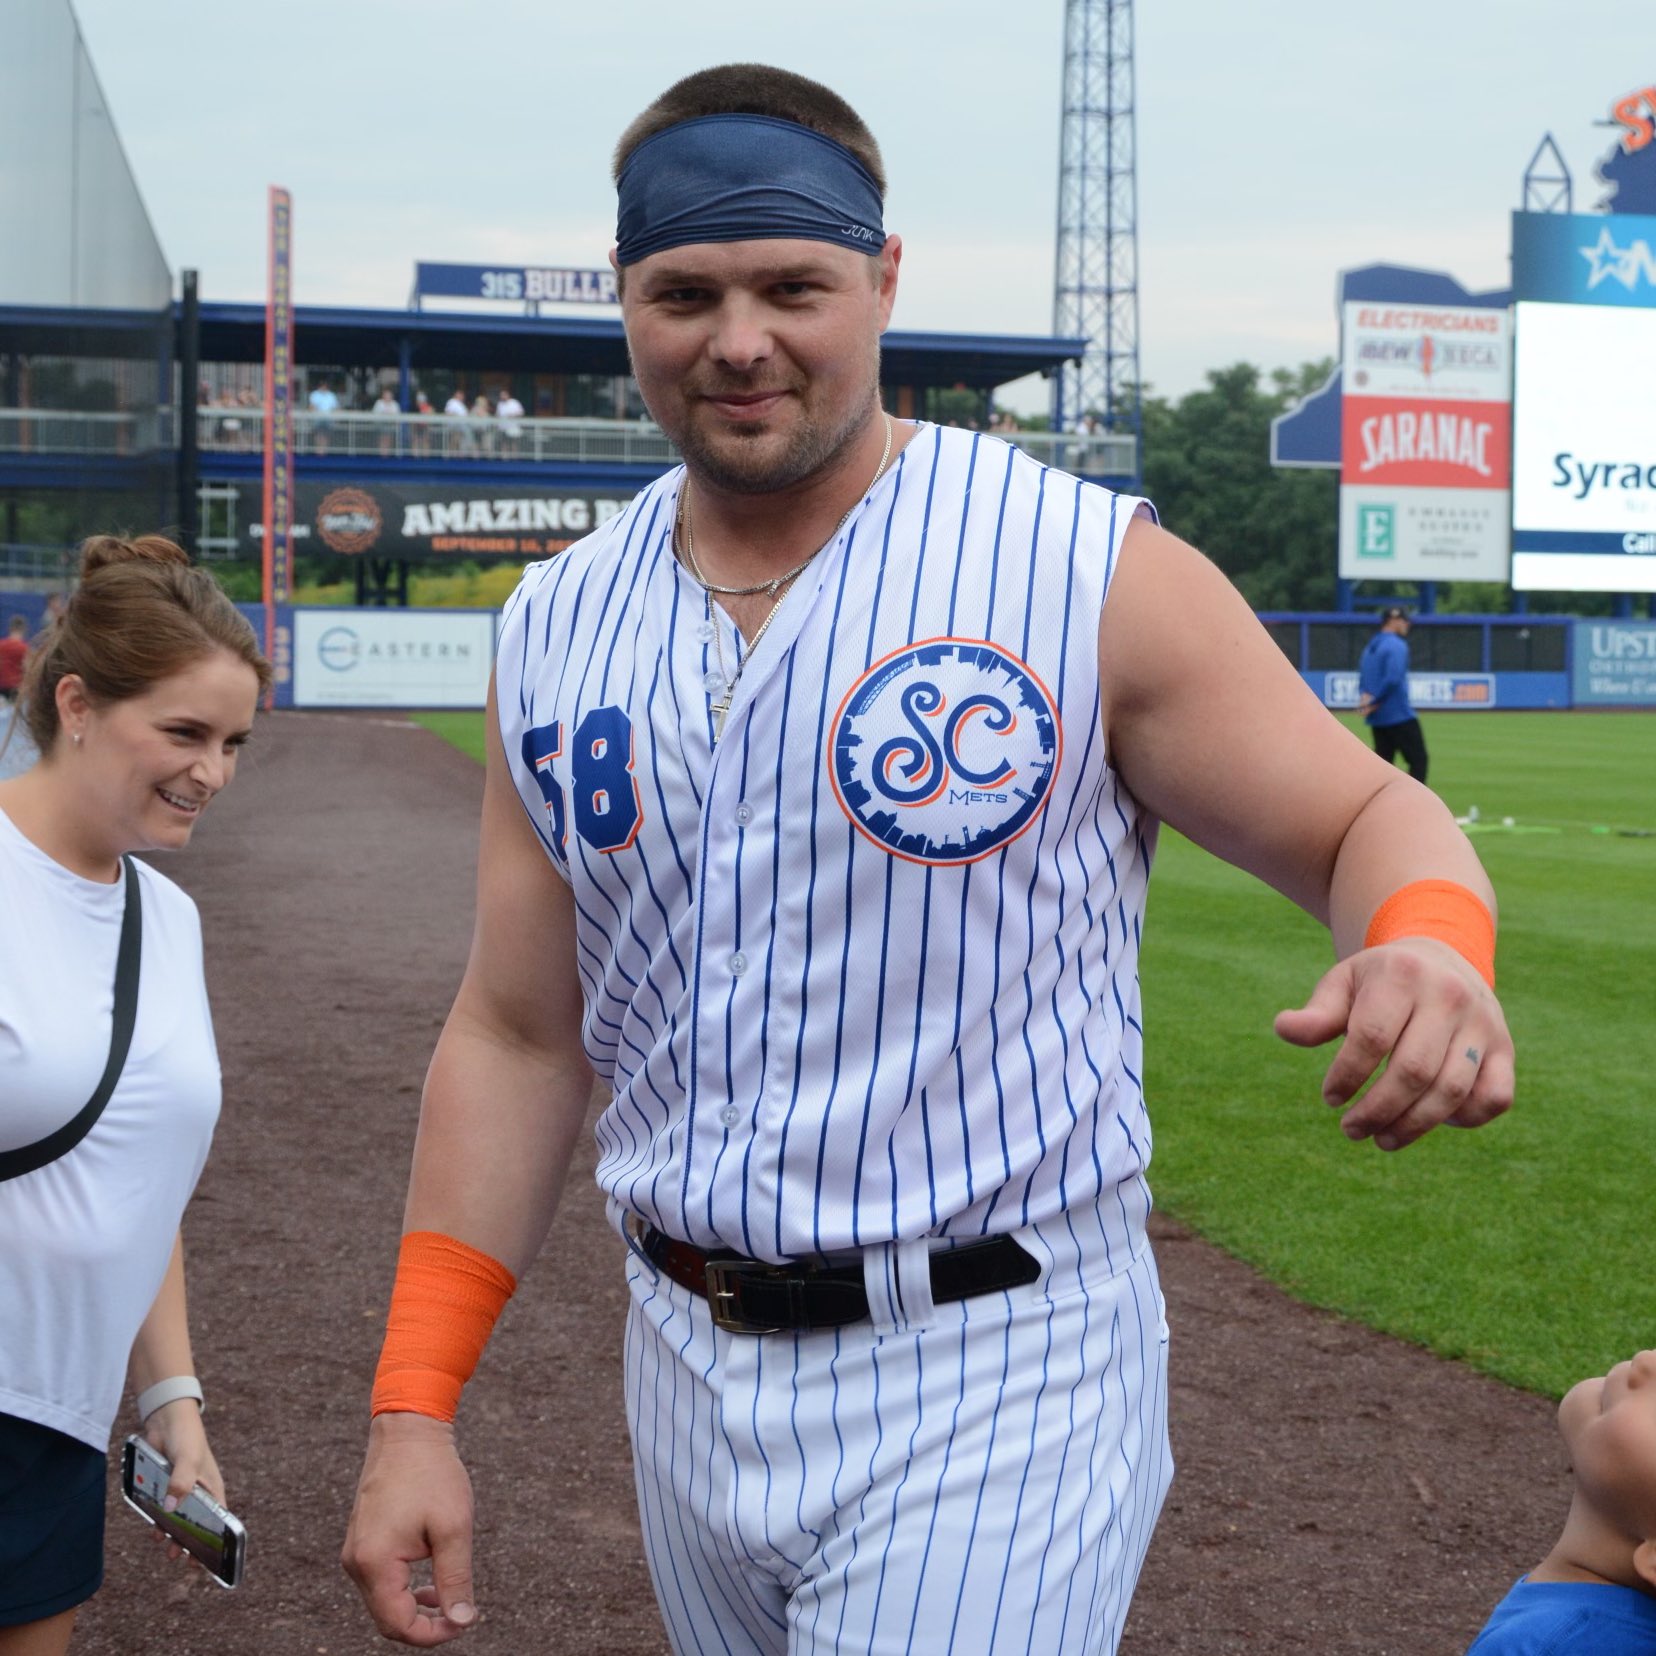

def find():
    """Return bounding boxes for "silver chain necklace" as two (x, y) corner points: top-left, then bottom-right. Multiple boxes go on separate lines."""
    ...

(681, 413), (893, 741)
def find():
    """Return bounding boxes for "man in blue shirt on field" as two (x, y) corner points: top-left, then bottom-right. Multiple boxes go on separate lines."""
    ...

(1358, 605), (1428, 784)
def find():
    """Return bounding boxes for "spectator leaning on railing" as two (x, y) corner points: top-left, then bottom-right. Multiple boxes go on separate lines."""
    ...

(308, 379), (340, 455)
(470, 391), (495, 456)
(443, 389), (470, 456)
(412, 390), (434, 455)
(497, 389), (524, 454)
(373, 388), (401, 456)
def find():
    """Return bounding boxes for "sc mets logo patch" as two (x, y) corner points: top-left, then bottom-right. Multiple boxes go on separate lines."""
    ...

(829, 638), (1062, 865)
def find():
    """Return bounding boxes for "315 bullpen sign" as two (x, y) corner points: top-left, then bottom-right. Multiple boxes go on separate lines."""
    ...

(413, 262), (618, 305)
(1338, 303), (1512, 582)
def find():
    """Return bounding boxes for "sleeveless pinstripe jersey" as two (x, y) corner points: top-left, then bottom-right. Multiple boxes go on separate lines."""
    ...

(497, 424), (1157, 1262)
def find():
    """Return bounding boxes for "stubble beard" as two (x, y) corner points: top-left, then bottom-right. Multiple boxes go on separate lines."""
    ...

(657, 366), (883, 498)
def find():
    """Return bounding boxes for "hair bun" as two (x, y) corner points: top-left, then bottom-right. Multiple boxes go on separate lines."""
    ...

(78, 535), (190, 578)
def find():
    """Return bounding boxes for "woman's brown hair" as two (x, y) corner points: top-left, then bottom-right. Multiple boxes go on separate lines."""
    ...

(19, 535), (273, 753)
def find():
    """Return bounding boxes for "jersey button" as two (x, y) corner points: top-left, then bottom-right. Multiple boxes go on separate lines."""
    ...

(718, 1104), (740, 1128)
(702, 670), (724, 694)
(729, 951), (748, 976)
(695, 620), (716, 642)
(734, 803), (754, 826)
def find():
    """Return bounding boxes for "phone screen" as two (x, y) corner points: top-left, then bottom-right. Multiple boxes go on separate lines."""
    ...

(120, 1436), (246, 1589)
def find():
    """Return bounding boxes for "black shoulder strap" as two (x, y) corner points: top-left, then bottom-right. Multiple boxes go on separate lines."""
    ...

(0, 855), (143, 1183)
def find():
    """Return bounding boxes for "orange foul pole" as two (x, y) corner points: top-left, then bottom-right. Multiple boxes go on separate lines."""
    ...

(262, 187), (294, 705)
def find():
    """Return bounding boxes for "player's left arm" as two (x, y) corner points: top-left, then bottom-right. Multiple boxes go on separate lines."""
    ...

(1098, 516), (1513, 1150)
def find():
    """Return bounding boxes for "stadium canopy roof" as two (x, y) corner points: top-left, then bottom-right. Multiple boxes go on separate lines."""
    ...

(1, 300), (1085, 391)
(183, 303), (1085, 390)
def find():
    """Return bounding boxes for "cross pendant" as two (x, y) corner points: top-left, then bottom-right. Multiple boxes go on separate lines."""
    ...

(711, 697), (729, 741)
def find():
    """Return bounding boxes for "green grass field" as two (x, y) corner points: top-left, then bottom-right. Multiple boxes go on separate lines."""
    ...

(412, 711), (491, 765)
(1146, 711), (1655, 1397)
(413, 708), (1656, 1396)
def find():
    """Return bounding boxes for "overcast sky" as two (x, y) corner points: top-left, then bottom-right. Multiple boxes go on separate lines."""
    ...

(70, 0), (1640, 410)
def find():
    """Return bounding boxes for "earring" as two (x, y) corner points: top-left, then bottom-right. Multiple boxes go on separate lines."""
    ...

(72, 732), (82, 746)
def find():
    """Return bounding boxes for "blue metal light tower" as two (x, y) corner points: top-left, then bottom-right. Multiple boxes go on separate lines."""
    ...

(1052, 0), (1141, 480)
(1522, 133), (1572, 214)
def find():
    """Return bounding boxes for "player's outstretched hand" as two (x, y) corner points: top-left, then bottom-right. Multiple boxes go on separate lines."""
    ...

(343, 1413), (479, 1645)
(1273, 938), (1514, 1150)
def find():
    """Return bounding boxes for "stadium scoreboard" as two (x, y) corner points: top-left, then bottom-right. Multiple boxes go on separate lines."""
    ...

(1511, 211), (1656, 593)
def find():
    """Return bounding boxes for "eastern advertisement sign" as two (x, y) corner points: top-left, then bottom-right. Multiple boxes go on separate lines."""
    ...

(292, 610), (496, 708)
(1572, 620), (1656, 705)
(1511, 303), (1656, 592)
(238, 480), (638, 559)
(1337, 303), (1511, 581)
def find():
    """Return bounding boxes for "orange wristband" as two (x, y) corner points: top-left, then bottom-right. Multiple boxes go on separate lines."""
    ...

(370, 1230), (517, 1423)
(1364, 879), (1496, 989)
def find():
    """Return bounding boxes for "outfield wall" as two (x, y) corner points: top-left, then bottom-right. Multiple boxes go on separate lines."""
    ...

(1263, 613), (1656, 712)
(1311, 669), (1565, 711)
(257, 608), (1645, 714)
(2, 599), (1649, 713)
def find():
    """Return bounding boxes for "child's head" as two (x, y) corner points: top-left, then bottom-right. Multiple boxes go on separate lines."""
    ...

(1558, 1348), (1656, 1590)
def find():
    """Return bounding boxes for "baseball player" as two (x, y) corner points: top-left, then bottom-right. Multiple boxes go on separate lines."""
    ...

(343, 64), (1515, 1654)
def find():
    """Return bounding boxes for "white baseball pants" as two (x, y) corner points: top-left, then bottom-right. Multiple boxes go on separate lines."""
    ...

(621, 1202), (1172, 1655)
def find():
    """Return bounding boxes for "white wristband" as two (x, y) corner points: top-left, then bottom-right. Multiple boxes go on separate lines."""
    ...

(135, 1376), (204, 1422)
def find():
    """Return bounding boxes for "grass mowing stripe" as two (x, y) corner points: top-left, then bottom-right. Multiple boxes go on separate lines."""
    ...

(409, 706), (1656, 1396)
(1146, 712), (1656, 1397)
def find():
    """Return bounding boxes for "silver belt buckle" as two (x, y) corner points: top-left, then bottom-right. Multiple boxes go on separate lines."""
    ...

(703, 1258), (786, 1335)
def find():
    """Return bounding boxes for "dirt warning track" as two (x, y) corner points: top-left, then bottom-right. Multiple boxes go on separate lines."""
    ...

(72, 711), (1561, 1656)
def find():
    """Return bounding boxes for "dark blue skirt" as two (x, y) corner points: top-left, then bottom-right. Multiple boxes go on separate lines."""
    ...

(0, 1410), (105, 1625)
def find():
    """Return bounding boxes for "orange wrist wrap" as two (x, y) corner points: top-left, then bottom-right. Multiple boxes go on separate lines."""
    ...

(370, 1230), (517, 1423)
(1365, 879), (1496, 989)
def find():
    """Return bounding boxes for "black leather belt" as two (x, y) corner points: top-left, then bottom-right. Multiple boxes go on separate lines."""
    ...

(636, 1223), (1041, 1335)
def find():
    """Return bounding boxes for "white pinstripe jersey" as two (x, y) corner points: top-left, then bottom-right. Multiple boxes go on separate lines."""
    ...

(497, 424), (1157, 1262)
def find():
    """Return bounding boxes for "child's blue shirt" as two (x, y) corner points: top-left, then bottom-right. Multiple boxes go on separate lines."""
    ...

(1467, 1577), (1656, 1653)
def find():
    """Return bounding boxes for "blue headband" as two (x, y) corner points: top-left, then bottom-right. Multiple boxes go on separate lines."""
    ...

(615, 113), (885, 267)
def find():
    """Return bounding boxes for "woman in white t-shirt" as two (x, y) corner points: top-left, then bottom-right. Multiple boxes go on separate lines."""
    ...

(0, 536), (267, 1654)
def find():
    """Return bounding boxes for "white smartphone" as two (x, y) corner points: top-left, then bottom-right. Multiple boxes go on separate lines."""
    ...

(120, 1434), (246, 1589)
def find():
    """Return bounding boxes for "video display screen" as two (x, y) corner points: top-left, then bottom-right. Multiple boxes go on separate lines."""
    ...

(1511, 301), (1656, 592)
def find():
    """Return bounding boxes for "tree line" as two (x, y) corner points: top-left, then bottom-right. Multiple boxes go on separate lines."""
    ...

(1136, 360), (1338, 612)
(1124, 360), (1617, 615)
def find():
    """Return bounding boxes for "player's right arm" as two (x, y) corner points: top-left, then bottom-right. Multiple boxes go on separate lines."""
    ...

(342, 671), (594, 1647)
